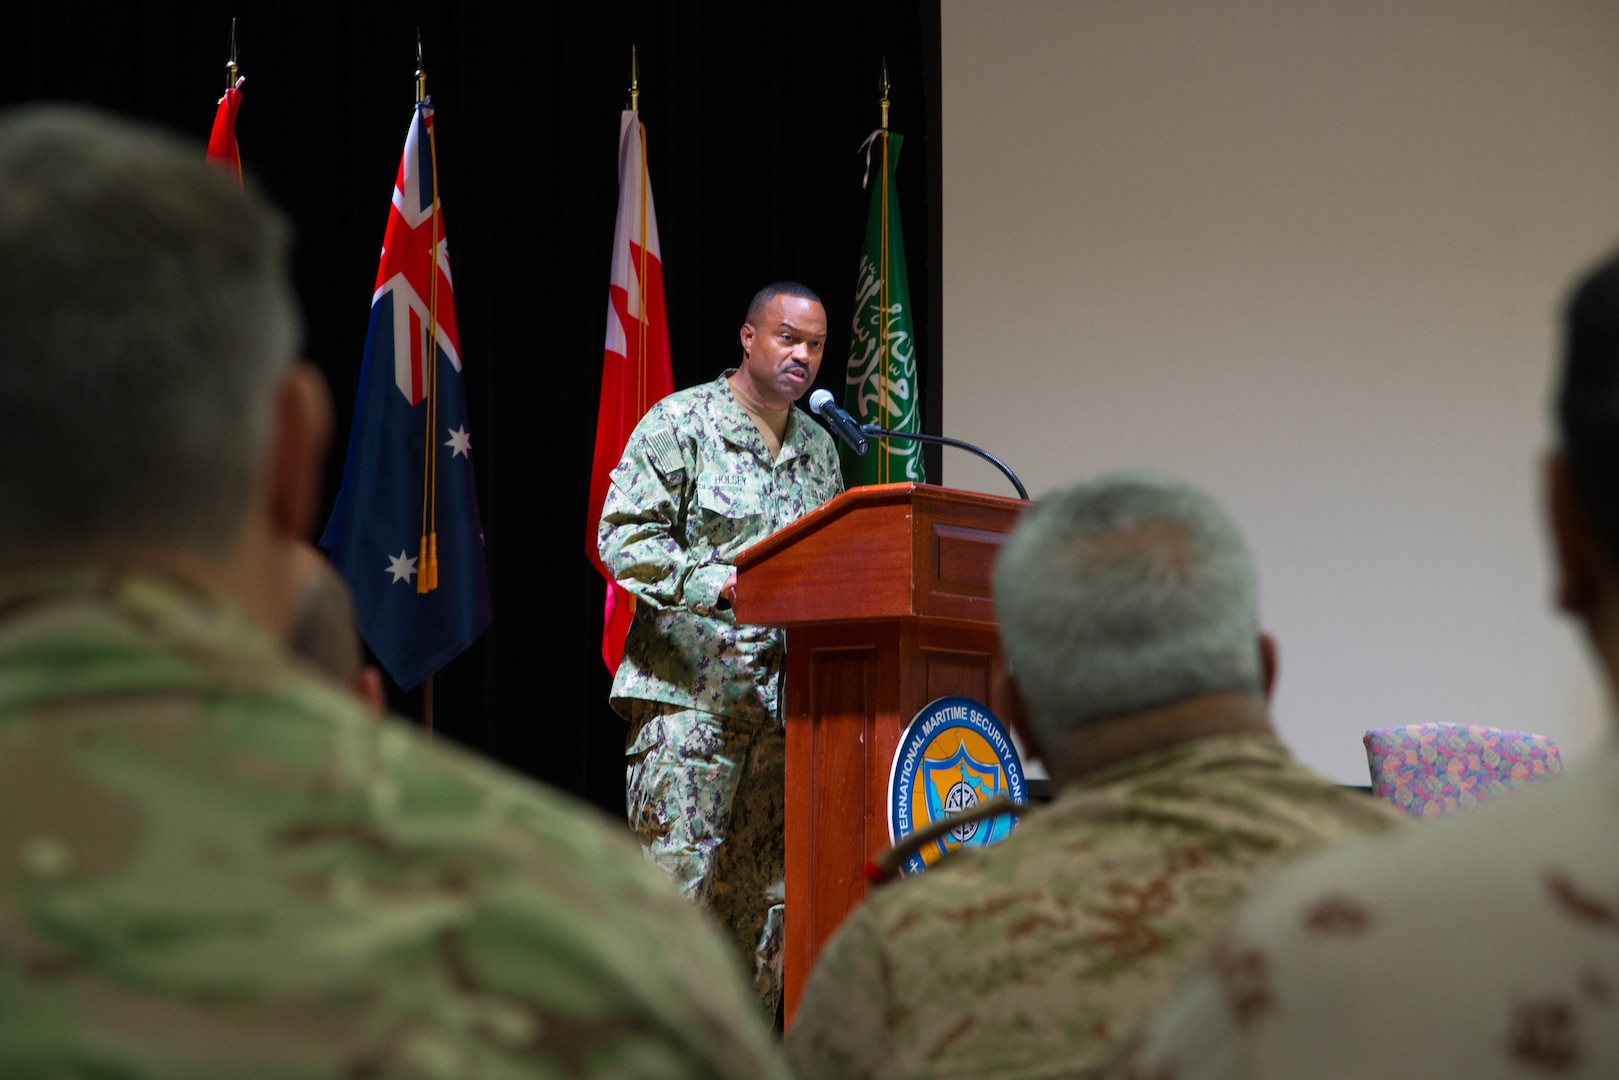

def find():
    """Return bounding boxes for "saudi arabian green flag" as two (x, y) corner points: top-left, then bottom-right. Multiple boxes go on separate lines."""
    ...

(842, 129), (923, 487)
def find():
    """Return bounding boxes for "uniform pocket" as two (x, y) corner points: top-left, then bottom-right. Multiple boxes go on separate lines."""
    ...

(695, 477), (769, 551)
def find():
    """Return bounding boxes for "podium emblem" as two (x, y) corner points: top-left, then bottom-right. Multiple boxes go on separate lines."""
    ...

(888, 695), (1026, 875)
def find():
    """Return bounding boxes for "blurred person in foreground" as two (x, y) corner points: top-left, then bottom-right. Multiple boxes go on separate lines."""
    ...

(0, 104), (788, 1079)
(1113, 251), (1619, 1079)
(786, 473), (1405, 1080)
(286, 541), (385, 711)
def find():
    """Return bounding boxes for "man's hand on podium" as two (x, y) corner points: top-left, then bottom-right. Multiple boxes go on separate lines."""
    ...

(717, 569), (738, 610)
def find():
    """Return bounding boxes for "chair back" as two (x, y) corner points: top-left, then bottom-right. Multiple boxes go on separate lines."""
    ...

(1362, 723), (1563, 819)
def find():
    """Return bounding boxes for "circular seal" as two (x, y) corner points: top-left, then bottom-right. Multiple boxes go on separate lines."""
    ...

(887, 695), (1027, 876)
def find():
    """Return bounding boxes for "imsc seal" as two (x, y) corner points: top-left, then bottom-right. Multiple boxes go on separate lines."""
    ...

(887, 695), (1027, 875)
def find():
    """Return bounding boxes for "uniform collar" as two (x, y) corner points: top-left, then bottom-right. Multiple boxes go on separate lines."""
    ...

(713, 370), (808, 465)
(1069, 730), (1291, 793)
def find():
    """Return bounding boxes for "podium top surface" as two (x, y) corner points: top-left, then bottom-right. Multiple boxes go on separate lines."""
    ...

(733, 482), (1027, 628)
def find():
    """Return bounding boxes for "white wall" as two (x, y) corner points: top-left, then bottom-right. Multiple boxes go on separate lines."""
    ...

(941, 0), (1619, 783)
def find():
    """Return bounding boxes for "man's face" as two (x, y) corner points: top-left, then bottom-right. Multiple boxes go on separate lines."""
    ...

(737, 294), (827, 409)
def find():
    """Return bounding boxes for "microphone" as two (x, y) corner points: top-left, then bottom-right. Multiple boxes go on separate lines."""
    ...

(808, 389), (869, 456)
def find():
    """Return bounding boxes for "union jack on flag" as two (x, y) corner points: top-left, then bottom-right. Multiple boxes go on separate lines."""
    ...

(377, 106), (461, 406)
(321, 100), (491, 691)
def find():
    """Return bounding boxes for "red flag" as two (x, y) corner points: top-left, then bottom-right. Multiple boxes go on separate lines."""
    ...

(206, 77), (245, 185)
(587, 110), (673, 673)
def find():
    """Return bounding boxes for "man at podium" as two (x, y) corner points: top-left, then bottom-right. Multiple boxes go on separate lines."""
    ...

(599, 281), (844, 1016)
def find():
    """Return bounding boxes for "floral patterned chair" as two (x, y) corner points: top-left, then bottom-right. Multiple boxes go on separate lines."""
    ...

(1362, 724), (1564, 819)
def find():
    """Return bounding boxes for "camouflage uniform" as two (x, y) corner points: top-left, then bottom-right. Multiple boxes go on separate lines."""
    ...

(599, 371), (842, 1015)
(0, 569), (791, 1079)
(1116, 739), (1619, 1080)
(786, 733), (1406, 1080)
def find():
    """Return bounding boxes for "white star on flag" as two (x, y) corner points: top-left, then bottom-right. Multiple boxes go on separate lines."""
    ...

(385, 549), (418, 584)
(444, 425), (472, 458)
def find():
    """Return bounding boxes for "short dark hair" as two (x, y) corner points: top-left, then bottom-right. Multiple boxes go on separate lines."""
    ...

(1558, 247), (1619, 565)
(745, 280), (824, 326)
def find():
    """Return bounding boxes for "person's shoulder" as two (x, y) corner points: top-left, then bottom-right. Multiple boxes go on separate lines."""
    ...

(1261, 752), (1411, 833)
(668, 374), (730, 407)
(409, 738), (789, 1074)
(1128, 753), (1619, 1079)
(792, 403), (837, 452)
(628, 376), (733, 443)
(234, 706), (793, 1072)
(623, 373), (713, 419)
(1159, 732), (1408, 839)
(1225, 748), (1619, 957)
(850, 818), (1053, 942)
(0, 584), (784, 1075)
(359, 718), (701, 906)
(616, 380), (730, 478)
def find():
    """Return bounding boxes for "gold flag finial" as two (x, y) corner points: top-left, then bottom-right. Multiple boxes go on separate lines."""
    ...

(415, 30), (427, 103)
(225, 17), (240, 89)
(880, 57), (891, 130)
(630, 45), (640, 111)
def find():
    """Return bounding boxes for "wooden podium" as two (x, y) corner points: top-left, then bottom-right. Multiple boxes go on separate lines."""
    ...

(733, 482), (1026, 1023)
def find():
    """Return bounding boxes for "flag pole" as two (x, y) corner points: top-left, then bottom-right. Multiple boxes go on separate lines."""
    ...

(879, 57), (890, 131)
(207, 21), (245, 184)
(414, 33), (442, 597)
(878, 60), (891, 480)
(415, 31), (427, 103)
(631, 50), (651, 416)
(415, 31), (436, 737)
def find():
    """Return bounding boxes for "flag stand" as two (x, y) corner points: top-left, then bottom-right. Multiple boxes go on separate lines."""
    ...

(417, 35), (436, 738)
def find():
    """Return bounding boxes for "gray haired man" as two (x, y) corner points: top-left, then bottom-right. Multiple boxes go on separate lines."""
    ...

(0, 106), (789, 1077)
(787, 473), (1403, 1080)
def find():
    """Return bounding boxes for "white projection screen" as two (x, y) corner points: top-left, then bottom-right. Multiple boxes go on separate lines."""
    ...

(940, 0), (1619, 783)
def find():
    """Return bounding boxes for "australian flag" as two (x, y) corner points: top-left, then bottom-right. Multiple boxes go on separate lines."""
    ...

(320, 100), (491, 690)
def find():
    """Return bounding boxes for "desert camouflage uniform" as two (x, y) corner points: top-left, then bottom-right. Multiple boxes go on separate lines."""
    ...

(1116, 737), (1619, 1080)
(0, 569), (791, 1079)
(786, 733), (1406, 1080)
(599, 371), (842, 1015)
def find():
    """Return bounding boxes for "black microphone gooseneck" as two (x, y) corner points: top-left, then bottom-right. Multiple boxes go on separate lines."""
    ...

(857, 424), (1030, 501)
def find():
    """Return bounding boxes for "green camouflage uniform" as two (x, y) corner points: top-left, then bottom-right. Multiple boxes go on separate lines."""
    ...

(0, 568), (790, 1079)
(599, 371), (842, 1015)
(786, 733), (1406, 1080)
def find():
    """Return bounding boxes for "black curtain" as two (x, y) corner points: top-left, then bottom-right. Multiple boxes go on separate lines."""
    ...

(8, 0), (943, 818)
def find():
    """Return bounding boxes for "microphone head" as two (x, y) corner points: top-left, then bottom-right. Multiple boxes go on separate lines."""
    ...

(808, 388), (835, 416)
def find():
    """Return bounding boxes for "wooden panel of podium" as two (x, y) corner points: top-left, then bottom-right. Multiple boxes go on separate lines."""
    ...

(733, 482), (1026, 1024)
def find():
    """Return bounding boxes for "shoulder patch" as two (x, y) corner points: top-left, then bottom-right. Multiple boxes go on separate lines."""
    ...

(644, 427), (685, 476)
